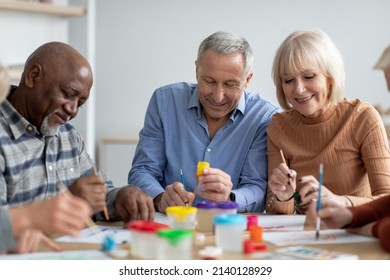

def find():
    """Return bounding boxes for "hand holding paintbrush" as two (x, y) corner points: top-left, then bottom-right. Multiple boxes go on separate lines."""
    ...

(180, 169), (189, 207)
(275, 150), (297, 202)
(63, 167), (107, 215)
(56, 181), (100, 234)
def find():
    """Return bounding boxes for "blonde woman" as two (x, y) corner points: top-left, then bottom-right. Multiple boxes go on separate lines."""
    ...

(266, 30), (390, 214)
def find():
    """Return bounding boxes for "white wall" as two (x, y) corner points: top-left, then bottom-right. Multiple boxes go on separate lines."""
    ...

(0, 0), (69, 71)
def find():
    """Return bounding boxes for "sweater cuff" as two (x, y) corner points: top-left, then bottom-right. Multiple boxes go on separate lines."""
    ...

(266, 195), (295, 214)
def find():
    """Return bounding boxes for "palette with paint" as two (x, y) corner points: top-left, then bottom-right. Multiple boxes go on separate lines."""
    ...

(276, 246), (358, 260)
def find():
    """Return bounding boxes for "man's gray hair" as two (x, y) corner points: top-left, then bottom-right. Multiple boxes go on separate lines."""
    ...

(197, 31), (253, 76)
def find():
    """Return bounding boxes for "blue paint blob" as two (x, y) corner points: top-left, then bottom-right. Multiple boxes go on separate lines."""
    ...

(101, 235), (116, 251)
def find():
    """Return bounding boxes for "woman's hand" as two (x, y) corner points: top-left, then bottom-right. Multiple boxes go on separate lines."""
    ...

(297, 175), (350, 209)
(268, 163), (297, 201)
(305, 199), (353, 229)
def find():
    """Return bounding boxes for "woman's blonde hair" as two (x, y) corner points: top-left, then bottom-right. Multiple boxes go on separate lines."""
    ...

(272, 30), (345, 110)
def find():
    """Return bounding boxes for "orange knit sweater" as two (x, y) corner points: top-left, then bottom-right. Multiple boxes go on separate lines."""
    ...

(266, 99), (390, 214)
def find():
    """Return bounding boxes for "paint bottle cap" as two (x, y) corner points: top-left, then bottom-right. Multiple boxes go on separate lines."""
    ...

(197, 161), (210, 176)
(195, 201), (217, 209)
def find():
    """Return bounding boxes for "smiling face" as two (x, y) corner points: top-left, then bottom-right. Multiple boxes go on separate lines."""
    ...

(20, 43), (93, 136)
(196, 49), (252, 124)
(273, 30), (345, 111)
(281, 68), (331, 118)
(35, 64), (92, 136)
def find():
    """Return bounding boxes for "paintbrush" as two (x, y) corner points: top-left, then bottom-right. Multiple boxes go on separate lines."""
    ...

(316, 163), (324, 240)
(180, 169), (189, 207)
(279, 150), (294, 187)
(92, 164), (109, 221)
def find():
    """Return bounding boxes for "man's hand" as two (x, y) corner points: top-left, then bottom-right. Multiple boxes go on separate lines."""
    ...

(154, 183), (195, 212)
(10, 195), (92, 237)
(68, 175), (107, 213)
(197, 167), (233, 202)
(114, 186), (155, 223)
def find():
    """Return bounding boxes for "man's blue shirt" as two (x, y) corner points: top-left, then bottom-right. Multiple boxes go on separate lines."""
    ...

(128, 82), (279, 212)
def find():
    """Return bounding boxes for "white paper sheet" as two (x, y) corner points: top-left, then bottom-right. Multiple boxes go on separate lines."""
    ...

(258, 215), (305, 231)
(263, 229), (378, 246)
(55, 212), (169, 244)
(55, 225), (129, 244)
(0, 250), (112, 260)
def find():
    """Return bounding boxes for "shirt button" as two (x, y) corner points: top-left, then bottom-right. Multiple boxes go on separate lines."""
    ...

(48, 165), (53, 171)
(70, 167), (74, 172)
(207, 147), (212, 152)
(27, 126), (33, 132)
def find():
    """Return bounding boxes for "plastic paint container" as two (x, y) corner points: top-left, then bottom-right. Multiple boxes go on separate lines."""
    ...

(156, 229), (194, 260)
(194, 201), (217, 233)
(249, 225), (263, 243)
(127, 221), (169, 259)
(243, 239), (267, 254)
(166, 206), (197, 230)
(216, 201), (239, 215)
(246, 215), (259, 230)
(214, 214), (246, 252)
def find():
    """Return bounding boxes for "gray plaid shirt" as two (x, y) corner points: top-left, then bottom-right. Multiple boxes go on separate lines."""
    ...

(0, 88), (120, 220)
